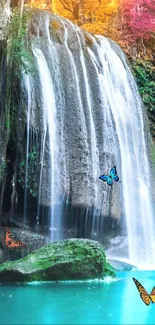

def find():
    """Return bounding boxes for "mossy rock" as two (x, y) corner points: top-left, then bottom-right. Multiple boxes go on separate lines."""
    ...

(0, 238), (115, 282)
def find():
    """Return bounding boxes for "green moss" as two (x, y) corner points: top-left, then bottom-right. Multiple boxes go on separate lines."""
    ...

(18, 146), (38, 197)
(0, 239), (115, 282)
(131, 60), (155, 112)
(104, 261), (116, 277)
(9, 8), (35, 75)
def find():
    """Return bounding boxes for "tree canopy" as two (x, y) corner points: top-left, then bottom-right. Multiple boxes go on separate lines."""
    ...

(120, 0), (155, 38)
(23, 0), (155, 60)
(25, 0), (119, 34)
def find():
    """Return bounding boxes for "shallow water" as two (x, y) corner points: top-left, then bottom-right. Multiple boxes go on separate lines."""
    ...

(0, 270), (155, 324)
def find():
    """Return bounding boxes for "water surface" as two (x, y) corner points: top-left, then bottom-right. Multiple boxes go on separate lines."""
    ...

(0, 270), (155, 324)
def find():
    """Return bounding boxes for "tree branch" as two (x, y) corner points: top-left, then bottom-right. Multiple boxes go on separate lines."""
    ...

(58, 0), (74, 14)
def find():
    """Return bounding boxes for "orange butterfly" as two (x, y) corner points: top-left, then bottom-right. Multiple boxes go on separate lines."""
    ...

(2, 227), (26, 248)
(133, 277), (155, 306)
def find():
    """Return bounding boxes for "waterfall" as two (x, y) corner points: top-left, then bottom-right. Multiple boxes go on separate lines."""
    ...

(94, 37), (155, 268)
(60, 19), (100, 237)
(18, 11), (155, 268)
(33, 46), (62, 241)
(23, 74), (31, 226)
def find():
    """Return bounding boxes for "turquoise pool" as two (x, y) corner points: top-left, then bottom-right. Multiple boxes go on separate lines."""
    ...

(0, 270), (155, 324)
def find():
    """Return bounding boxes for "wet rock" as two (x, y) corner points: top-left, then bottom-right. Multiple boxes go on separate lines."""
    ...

(0, 0), (11, 40)
(0, 238), (115, 282)
(0, 227), (45, 262)
(107, 258), (137, 271)
(0, 249), (4, 263)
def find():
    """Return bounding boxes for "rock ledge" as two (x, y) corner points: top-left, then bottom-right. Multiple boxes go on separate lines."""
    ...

(0, 238), (115, 282)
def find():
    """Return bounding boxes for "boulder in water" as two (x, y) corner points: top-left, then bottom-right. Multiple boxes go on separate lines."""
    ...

(108, 258), (137, 271)
(0, 238), (115, 282)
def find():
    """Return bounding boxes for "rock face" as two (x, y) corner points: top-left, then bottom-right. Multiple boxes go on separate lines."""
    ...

(0, 9), (123, 240)
(0, 227), (46, 262)
(0, 0), (11, 40)
(107, 258), (137, 271)
(0, 7), (154, 254)
(0, 238), (115, 282)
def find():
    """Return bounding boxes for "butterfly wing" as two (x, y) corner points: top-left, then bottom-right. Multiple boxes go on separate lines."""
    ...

(6, 227), (12, 247)
(2, 227), (11, 246)
(150, 287), (155, 295)
(140, 293), (151, 306)
(99, 175), (113, 186)
(3, 227), (26, 248)
(150, 287), (155, 303)
(110, 166), (119, 182)
(150, 295), (155, 303)
(8, 238), (26, 248)
(133, 278), (151, 306)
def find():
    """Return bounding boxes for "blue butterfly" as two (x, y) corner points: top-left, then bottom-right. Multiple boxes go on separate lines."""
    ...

(99, 166), (120, 186)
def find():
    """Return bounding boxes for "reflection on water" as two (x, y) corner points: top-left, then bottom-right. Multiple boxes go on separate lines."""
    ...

(0, 271), (155, 324)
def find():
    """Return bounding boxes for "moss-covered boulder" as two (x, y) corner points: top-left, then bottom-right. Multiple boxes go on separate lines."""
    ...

(0, 238), (115, 282)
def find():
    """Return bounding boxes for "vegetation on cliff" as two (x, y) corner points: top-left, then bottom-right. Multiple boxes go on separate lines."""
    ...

(23, 1), (155, 117)
(0, 239), (115, 282)
(7, 1), (155, 128)
(131, 60), (155, 113)
(23, 1), (155, 60)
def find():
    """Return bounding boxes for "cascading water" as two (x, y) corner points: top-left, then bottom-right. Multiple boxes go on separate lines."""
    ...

(60, 19), (100, 237)
(23, 74), (31, 226)
(19, 11), (155, 268)
(33, 46), (62, 241)
(94, 37), (155, 268)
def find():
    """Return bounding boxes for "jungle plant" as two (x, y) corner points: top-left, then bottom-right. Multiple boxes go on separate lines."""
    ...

(131, 60), (155, 112)
(18, 146), (38, 197)
(9, 8), (34, 75)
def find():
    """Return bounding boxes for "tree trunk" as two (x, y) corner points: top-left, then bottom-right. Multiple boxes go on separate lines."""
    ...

(10, 0), (19, 8)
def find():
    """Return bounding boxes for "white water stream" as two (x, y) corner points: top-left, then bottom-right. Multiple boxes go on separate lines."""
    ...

(94, 37), (155, 268)
(24, 14), (155, 268)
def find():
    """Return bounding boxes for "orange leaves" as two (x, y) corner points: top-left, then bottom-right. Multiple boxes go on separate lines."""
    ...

(24, 0), (123, 53)
(80, 0), (119, 36)
(81, 22), (106, 35)
(25, 0), (119, 34)
(25, 0), (52, 10)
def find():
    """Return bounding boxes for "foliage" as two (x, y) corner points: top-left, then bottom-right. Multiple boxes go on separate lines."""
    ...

(25, 0), (52, 10)
(150, 142), (155, 171)
(9, 8), (34, 75)
(18, 146), (38, 197)
(24, 0), (155, 61)
(0, 160), (7, 181)
(131, 60), (155, 112)
(120, 0), (155, 39)
(26, 0), (119, 35)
